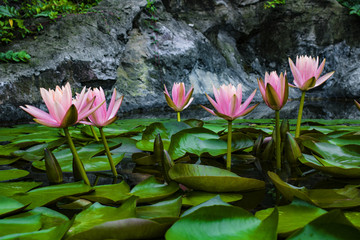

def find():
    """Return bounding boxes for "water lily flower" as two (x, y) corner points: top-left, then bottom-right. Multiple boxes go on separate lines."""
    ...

(201, 83), (258, 121)
(258, 71), (289, 111)
(79, 87), (124, 177)
(164, 82), (194, 122)
(81, 87), (123, 127)
(258, 71), (289, 171)
(201, 83), (258, 170)
(20, 83), (100, 128)
(288, 55), (335, 91)
(20, 83), (103, 186)
(288, 55), (335, 138)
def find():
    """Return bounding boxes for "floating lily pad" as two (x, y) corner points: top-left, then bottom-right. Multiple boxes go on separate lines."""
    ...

(255, 198), (327, 236)
(344, 212), (360, 229)
(329, 133), (360, 147)
(301, 140), (360, 177)
(0, 214), (42, 237)
(0, 144), (20, 157)
(287, 210), (360, 240)
(32, 142), (124, 172)
(0, 157), (19, 165)
(0, 195), (27, 217)
(182, 191), (243, 206)
(65, 197), (137, 239)
(12, 181), (92, 210)
(136, 196), (182, 219)
(130, 176), (179, 203)
(169, 164), (265, 192)
(268, 171), (360, 208)
(0, 169), (29, 181)
(181, 195), (230, 218)
(165, 197), (278, 240)
(0, 182), (42, 197)
(81, 181), (131, 204)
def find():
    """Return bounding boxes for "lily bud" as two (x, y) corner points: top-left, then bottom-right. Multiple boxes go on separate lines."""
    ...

(355, 100), (360, 111)
(44, 148), (63, 184)
(280, 119), (289, 141)
(252, 134), (263, 159)
(285, 132), (302, 165)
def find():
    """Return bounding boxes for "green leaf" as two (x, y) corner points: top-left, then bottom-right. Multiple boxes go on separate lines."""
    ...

(287, 210), (360, 240)
(12, 181), (92, 209)
(0, 195), (26, 217)
(0, 182), (42, 197)
(165, 202), (278, 240)
(0, 169), (29, 181)
(182, 191), (243, 206)
(268, 171), (360, 208)
(169, 164), (265, 192)
(130, 176), (179, 203)
(80, 181), (131, 204)
(0, 214), (42, 237)
(301, 141), (360, 178)
(256, 198), (327, 236)
(65, 197), (137, 239)
(136, 196), (182, 219)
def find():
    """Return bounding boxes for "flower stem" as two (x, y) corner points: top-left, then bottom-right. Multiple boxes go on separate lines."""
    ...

(227, 120), (232, 170)
(99, 127), (118, 177)
(295, 91), (306, 138)
(63, 127), (90, 185)
(275, 110), (281, 171)
(90, 125), (99, 141)
(177, 112), (181, 122)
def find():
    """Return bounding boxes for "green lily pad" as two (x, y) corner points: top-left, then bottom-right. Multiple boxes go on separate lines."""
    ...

(12, 181), (92, 210)
(182, 191), (243, 206)
(165, 199), (278, 240)
(301, 140), (360, 177)
(0, 157), (20, 165)
(0, 182), (42, 197)
(329, 133), (360, 147)
(130, 176), (179, 203)
(0, 195), (27, 217)
(168, 128), (253, 160)
(255, 198), (327, 236)
(0, 214), (42, 237)
(268, 171), (360, 208)
(181, 195), (231, 218)
(169, 164), (265, 192)
(67, 217), (172, 240)
(0, 144), (20, 157)
(136, 196), (182, 219)
(65, 197), (137, 239)
(344, 212), (360, 229)
(32, 142), (125, 172)
(287, 210), (360, 240)
(80, 181), (131, 204)
(0, 169), (29, 181)
(13, 138), (66, 162)
(11, 130), (61, 146)
(300, 154), (360, 178)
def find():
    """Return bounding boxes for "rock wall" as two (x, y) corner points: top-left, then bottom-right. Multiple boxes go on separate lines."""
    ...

(0, 0), (359, 123)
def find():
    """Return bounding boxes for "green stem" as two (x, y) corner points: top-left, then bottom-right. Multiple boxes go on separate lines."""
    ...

(177, 112), (181, 122)
(99, 127), (118, 177)
(275, 110), (281, 171)
(90, 125), (99, 141)
(63, 127), (90, 185)
(227, 120), (232, 170)
(295, 91), (306, 138)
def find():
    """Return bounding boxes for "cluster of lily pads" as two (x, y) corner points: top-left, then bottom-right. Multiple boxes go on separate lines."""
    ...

(0, 55), (360, 239)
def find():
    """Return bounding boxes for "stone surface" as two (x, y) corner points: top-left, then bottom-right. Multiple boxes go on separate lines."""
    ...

(0, 0), (359, 124)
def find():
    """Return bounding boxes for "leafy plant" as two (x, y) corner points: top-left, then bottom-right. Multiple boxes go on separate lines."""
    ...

(0, 50), (31, 62)
(336, 0), (360, 16)
(264, 0), (286, 9)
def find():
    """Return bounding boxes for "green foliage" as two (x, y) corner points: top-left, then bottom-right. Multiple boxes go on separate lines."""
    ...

(0, 50), (31, 62)
(264, 0), (286, 9)
(336, 0), (360, 16)
(0, 0), (102, 63)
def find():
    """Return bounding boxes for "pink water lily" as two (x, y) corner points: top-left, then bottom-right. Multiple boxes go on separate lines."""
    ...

(20, 83), (101, 128)
(80, 87), (123, 127)
(201, 83), (258, 121)
(258, 71), (289, 111)
(288, 55), (334, 91)
(164, 82), (194, 112)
